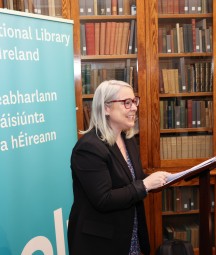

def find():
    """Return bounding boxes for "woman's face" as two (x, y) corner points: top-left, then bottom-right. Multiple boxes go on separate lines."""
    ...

(105, 86), (138, 134)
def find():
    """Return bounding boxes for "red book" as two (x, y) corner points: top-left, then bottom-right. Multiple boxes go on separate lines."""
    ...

(94, 23), (100, 55)
(111, 0), (117, 15)
(105, 22), (112, 55)
(109, 22), (116, 55)
(100, 22), (106, 55)
(179, 0), (185, 13)
(187, 99), (193, 128)
(85, 23), (95, 55)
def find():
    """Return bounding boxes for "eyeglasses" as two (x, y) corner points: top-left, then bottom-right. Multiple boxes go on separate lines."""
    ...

(106, 96), (140, 109)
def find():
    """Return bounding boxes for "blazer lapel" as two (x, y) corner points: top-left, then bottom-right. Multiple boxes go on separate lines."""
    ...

(124, 137), (143, 180)
(107, 143), (133, 182)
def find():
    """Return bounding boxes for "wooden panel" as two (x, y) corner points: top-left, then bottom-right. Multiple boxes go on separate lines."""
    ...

(70, 0), (84, 136)
(146, 0), (161, 168)
(137, 0), (148, 169)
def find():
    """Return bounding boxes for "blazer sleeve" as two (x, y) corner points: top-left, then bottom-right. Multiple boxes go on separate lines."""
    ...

(71, 135), (147, 212)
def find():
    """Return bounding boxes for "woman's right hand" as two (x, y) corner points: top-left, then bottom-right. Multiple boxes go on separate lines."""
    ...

(143, 171), (172, 191)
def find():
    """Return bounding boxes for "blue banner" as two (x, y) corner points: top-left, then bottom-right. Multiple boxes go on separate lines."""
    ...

(0, 9), (76, 255)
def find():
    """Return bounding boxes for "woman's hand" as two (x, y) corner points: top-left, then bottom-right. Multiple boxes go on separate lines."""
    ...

(143, 171), (172, 191)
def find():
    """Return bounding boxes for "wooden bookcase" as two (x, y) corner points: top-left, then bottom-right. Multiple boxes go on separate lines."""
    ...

(70, 0), (216, 254)
(145, 0), (216, 254)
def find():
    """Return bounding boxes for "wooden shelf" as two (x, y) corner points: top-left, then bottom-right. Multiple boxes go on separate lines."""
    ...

(158, 52), (212, 58)
(80, 15), (136, 21)
(159, 92), (213, 97)
(81, 54), (137, 60)
(160, 128), (213, 133)
(158, 13), (213, 19)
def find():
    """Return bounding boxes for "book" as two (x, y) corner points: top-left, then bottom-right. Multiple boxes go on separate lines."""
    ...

(105, 22), (112, 55)
(79, 0), (86, 15)
(94, 0), (98, 14)
(97, 0), (106, 14)
(123, 0), (130, 15)
(99, 22), (106, 54)
(111, 0), (117, 14)
(86, 0), (94, 15)
(109, 22), (117, 55)
(120, 22), (130, 54)
(80, 24), (87, 56)
(128, 20), (135, 54)
(117, 0), (123, 15)
(105, 0), (111, 15)
(94, 23), (100, 55)
(85, 23), (95, 55)
(151, 156), (216, 193)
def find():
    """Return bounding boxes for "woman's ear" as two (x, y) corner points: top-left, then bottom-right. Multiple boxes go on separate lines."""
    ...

(105, 104), (110, 116)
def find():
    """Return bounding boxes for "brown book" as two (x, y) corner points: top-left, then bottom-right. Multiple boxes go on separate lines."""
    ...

(99, 22), (106, 55)
(111, 0), (117, 14)
(120, 22), (130, 54)
(0, 0), (3, 7)
(109, 22), (117, 55)
(173, 0), (179, 13)
(167, 0), (174, 14)
(94, 23), (100, 55)
(171, 137), (177, 159)
(179, 0), (185, 13)
(116, 22), (124, 54)
(162, 69), (169, 93)
(28, 0), (33, 12)
(105, 22), (112, 55)
(191, 19), (196, 52)
(113, 22), (119, 54)
(123, 0), (130, 15)
(187, 99), (193, 128)
(161, 0), (168, 13)
(83, 103), (91, 129)
(85, 23), (95, 55)
(181, 136), (188, 159)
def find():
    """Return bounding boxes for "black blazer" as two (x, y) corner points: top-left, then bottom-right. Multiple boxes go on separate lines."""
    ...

(68, 129), (150, 255)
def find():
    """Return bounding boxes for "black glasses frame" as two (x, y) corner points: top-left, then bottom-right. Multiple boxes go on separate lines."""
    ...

(106, 96), (140, 109)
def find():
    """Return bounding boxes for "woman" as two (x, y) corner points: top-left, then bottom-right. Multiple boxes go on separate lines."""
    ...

(68, 80), (170, 255)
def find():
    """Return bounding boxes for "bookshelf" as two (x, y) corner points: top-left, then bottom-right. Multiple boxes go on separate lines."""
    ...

(0, 0), (66, 17)
(70, 0), (149, 165)
(145, 0), (216, 254)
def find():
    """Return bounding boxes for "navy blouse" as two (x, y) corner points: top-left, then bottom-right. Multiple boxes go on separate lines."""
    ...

(126, 150), (141, 255)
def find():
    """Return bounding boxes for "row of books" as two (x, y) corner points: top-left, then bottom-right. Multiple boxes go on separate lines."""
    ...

(79, 0), (134, 16)
(158, 19), (212, 53)
(158, 0), (212, 14)
(80, 20), (137, 55)
(160, 61), (213, 94)
(160, 99), (213, 129)
(83, 102), (92, 129)
(1, 0), (61, 16)
(81, 62), (138, 94)
(162, 186), (203, 212)
(164, 223), (200, 248)
(160, 134), (213, 159)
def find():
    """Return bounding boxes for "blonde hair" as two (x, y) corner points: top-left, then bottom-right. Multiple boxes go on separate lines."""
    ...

(80, 80), (138, 146)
